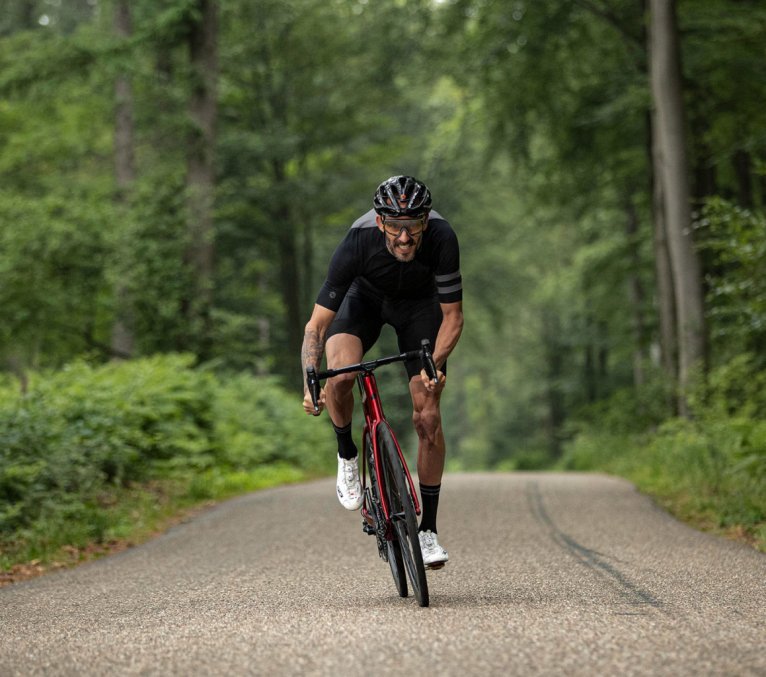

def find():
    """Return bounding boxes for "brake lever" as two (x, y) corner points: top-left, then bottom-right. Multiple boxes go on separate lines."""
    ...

(306, 367), (321, 415)
(420, 339), (438, 385)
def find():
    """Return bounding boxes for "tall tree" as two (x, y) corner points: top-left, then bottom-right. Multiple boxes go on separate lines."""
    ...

(648, 0), (706, 413)
(625, 199), (649, 387)
(111, 0), (136, 358)
(185, 0), (218, 358)
(650, 129), (679, 391)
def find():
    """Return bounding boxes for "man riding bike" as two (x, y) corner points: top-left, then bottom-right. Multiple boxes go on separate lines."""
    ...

(301, 175), (463, 568)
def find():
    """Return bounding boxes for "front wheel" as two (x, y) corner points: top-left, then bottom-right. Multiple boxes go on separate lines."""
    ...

(365, 432), (407, 598)
(377, 424), (429, 607)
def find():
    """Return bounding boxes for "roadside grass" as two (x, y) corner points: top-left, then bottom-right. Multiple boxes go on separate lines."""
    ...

(0, 464), (317, 586)
(647, 488), (766, 551)
(558, 357), (766, 553)
(0, 355), (335, 587)
(560, 423), (766, 554)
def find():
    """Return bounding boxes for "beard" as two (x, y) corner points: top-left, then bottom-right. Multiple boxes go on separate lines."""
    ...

(385, 237), (418, 262)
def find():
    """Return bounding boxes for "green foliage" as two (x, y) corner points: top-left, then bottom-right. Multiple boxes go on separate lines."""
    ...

(115, 175), (192, 354)
(561, 356), (766, 549)
(0, 28), (100, 96)
(696, 198), (766, 358)
(0, 355), (209, 534)
(213, 372), (332, 472)
(0, 193), (113, 364)
(568, 374), (674, 436)
(0, 0), (764, 557)
(0, 355), (334, 563)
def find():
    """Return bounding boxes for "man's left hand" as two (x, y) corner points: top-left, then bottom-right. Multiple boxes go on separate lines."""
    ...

(420, 368), (446, 393)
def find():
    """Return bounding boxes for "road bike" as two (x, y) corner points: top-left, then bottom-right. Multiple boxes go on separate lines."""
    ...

(306, 339), (438, 607)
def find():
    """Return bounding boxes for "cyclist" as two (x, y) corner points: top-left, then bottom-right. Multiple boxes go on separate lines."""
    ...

(301, 175), (463, 568)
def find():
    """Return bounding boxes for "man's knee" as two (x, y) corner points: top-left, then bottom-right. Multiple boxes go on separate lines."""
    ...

(326, 333), (363, 368)
(326, 371), (356, 396)
(413, 406), (442, 440)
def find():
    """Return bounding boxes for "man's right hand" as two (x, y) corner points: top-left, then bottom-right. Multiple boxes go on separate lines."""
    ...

(303, 387), (326, 416)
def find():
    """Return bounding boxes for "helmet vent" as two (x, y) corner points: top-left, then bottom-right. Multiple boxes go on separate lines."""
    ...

(373, 175), (432, 218)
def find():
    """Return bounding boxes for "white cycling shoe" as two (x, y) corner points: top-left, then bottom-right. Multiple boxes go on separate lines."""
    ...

(336, 455), (363, 510)
(419, 530), (449, 569)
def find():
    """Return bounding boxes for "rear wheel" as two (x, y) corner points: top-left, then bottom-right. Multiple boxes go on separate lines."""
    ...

(377, 424), (429, 607)
(365, 432), (407, 598)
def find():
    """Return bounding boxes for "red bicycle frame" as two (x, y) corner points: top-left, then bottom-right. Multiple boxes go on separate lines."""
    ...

(357, 369), (421, 525)
(306, 339), (438, 527)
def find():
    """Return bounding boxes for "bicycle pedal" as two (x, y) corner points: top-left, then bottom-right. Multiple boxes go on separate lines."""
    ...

(426, 562), (446, 571)
(362, 522), (375, 535)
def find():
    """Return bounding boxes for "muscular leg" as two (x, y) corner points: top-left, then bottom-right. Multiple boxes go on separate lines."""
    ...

(325, 333), (364, 429)
(409, 376), (446, 484)
(409, 375), (446, 536)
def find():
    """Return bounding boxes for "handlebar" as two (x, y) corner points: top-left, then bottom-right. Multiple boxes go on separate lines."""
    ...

(420, 338), (438, 383)
(306, 365), (322, 415)
(306, 339), (438, 416)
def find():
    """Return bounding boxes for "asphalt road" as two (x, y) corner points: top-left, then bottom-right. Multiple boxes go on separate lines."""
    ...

(1, 473), (764, 676)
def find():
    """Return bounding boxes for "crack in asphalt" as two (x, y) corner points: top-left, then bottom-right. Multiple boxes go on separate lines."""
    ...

(526, 480), (662, 609)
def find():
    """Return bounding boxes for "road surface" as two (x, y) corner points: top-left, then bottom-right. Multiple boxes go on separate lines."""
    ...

(1, 473), (764, 675)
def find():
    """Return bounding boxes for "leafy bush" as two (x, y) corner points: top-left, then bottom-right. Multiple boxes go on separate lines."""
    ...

(561, 356), (766, 549)
(0, 354), (334, 554)
(213, 373), (333, 472)
(696, 198), (766, 358)
(567, 372), (673, 436)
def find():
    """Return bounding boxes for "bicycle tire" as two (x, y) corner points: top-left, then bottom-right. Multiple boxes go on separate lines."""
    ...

(377, 424), (429, 607)
(365, 432), (407, 598)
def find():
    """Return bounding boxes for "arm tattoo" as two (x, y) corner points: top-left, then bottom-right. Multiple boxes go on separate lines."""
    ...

(301, 328), (324, 372)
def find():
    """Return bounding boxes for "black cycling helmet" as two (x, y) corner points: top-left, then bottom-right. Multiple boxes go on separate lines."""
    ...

(373, 175), (432, 218)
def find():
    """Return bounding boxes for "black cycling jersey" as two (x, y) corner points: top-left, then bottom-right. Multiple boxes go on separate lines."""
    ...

(315, 209), (462, 312)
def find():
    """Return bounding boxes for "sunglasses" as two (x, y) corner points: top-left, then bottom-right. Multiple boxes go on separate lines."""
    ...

(382, 217), (427, 238)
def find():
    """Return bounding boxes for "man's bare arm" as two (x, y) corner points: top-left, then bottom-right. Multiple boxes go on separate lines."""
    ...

(418, 301), (463, 393)
(301, 305), (338, 414)
(301, 304), (337, 372)
(302, 327), (324, 372)
(433, 301), (464, 370)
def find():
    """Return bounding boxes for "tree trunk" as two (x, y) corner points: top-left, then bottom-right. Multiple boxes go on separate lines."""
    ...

(759, 164), (766, 209)
(625, 199), (648, 387)
(271, 160), (303, 386)
(20, 2), (36, 31)
(648, 0), (706, 415)
(113, 0), (135, 195)
(648, 111), (678, 390)
(302, 217), (314, 317)
(692, 142), (717, 205)
(278, 224), (303, 380)
(185, 0), (218, 359)
(257, 272), (271, 376)
(542, 311), (565, 459)
(733, 149), (753, 208)
(6, 355), (28, 395)
(110, 0), (136, 359)
(584, 338), (597, 403)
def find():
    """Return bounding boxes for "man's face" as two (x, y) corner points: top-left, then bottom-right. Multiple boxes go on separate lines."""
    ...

(376, 214), (428, 263)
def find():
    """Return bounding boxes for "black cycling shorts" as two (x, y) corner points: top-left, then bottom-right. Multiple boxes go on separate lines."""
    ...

(325, 280), (445, 381)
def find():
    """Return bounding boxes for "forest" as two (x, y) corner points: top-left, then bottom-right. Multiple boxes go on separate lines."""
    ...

(1, 0), (765, 573)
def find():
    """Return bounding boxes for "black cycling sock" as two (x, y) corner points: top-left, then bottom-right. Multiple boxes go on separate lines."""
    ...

(333, 422), (358, 460)
(418, 483), (441, 534)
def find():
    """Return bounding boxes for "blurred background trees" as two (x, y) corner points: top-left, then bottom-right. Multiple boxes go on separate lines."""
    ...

(1, 0), (764, 469)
